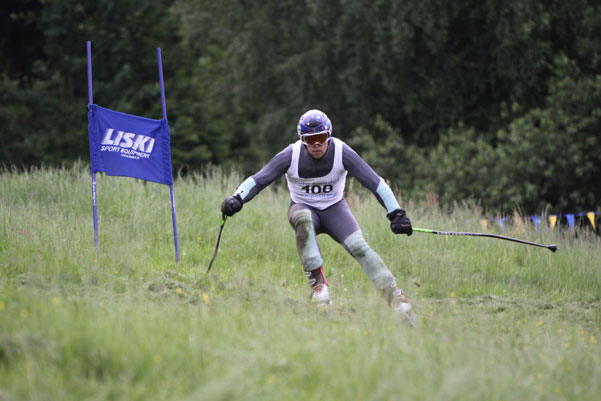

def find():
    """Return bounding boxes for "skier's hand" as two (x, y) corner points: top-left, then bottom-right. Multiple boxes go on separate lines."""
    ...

(220, 194), (243, 216)
(387, 209), (412, 236)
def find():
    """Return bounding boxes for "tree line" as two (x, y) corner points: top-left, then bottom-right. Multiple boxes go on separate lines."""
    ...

(1, 0), (600, 215)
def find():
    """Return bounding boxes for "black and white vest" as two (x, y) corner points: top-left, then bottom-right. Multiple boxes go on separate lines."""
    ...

(285, 138), (347, 210)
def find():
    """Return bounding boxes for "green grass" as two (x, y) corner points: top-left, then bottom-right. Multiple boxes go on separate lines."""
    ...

(1, 163), (600, 401)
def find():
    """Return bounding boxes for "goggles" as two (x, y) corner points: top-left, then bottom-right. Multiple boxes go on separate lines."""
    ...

(300, 131), (330, 146)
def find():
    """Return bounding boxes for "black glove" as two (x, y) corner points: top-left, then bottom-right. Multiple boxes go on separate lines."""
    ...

(220, 194), (243, 216)
(387, 209), (412, 236)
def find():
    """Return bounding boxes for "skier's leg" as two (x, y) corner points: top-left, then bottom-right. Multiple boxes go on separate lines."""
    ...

(288, 203), (330, 304)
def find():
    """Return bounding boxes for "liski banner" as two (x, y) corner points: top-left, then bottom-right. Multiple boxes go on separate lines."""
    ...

(88, 105), (173, 185)
(87, 41), (180, 261)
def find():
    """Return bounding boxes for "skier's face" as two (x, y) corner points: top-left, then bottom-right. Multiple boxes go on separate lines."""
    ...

(306, 140), (328, 159)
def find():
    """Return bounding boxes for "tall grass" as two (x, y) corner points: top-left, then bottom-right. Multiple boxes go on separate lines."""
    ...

(1, 164), (600, 401)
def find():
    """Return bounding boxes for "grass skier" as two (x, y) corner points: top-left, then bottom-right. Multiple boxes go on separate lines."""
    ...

(220, 109), (415, 322)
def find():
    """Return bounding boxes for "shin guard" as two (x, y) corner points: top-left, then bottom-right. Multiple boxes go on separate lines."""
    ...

(344, 230), (394, 290)
(288, 207), (323, 272)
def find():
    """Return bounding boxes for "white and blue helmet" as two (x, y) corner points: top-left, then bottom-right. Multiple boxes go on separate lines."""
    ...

(297, 109), (333, 143)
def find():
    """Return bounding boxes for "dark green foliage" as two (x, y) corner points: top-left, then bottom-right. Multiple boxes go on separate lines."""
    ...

(426, 55), (601, 214)
(492, 55), (601, 213)
(1, 0), (600, 214)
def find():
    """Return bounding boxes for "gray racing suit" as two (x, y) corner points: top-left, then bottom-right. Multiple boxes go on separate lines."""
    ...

(231, 138), (403, 291)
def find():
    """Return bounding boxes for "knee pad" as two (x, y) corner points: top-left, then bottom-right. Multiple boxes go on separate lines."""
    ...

(288, 208), (322, 271)
(344, 230), (394, 290)
(288, 207), (312, 228)
(344, 230), (371, 258)
(289, 208), (313, 245)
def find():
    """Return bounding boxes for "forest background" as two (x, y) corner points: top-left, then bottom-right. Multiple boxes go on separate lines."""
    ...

(2, 0), (600, 216)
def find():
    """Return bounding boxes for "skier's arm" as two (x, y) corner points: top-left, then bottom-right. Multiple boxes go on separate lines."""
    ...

(342, 143), (412, 235)
(234, 146), (292, 203)
(342, 144), (401, 214)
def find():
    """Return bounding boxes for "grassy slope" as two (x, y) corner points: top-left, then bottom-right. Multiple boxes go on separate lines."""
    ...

(1, 164), (600, 401)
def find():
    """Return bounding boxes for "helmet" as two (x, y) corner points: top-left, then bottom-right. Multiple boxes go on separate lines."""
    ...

(297, 109), (332, 145)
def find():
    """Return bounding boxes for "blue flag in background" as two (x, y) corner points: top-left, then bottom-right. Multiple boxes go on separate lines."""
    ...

(530, 216), (540, 229)
(566, 214), (575, 230)
(88, 104), (173, 185)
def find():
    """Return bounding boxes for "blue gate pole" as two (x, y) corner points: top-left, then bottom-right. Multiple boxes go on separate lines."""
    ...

(157, 47), (180, 262)
(87, 41), (100, 257)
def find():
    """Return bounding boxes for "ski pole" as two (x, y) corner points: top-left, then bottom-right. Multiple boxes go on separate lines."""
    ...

(206, 214), (228, 274)
(413, 227), (558, 252)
